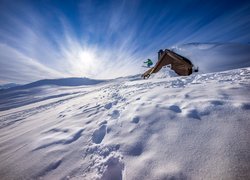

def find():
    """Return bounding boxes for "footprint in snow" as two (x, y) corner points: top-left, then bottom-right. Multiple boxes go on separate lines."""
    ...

(104, 103), (112, 110)
(131, 116), (140, 124)
(109, 110), (120, 119)
(92, 125), (107, 144)
(101, 156), (124, 180)
(126, 142), (144, 156)
(169, 105), (182, 113)
(242, 103), (250, 110)
(210, 100), (224, 106)
(187, 109), (201, 120)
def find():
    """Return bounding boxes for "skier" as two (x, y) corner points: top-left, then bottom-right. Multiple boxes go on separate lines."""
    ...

(144, 59), (153, 68)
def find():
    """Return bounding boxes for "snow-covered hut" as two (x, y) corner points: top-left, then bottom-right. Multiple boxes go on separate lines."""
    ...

(142, 49), (193, 78)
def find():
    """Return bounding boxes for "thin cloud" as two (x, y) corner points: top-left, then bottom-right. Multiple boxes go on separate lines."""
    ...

(0, 44), (65, 83)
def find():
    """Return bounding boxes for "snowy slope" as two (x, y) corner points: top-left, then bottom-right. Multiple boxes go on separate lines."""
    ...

(0, 78), (106, 111)
(0, 67), (250, 179)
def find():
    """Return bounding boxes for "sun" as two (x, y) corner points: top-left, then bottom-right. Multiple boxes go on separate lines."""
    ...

(78, 50), (96, 67)
(70, 48), (100, 77)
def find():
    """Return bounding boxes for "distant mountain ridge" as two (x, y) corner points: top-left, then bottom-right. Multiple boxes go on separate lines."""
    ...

(1, 77), (105, 91)
(0, 83), (20, 90)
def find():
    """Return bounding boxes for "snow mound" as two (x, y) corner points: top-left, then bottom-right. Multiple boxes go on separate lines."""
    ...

(150, 66), (178, 79)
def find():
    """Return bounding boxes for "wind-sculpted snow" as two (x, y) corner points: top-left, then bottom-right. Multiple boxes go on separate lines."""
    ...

(0, 67), (250, 179)
(0, 77), (106, 111)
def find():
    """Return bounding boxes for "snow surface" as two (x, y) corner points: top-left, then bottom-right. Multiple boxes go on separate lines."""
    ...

(0, 66), (250, 180)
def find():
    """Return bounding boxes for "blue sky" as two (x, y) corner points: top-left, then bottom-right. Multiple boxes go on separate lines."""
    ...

(0, 0), (249, 84)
